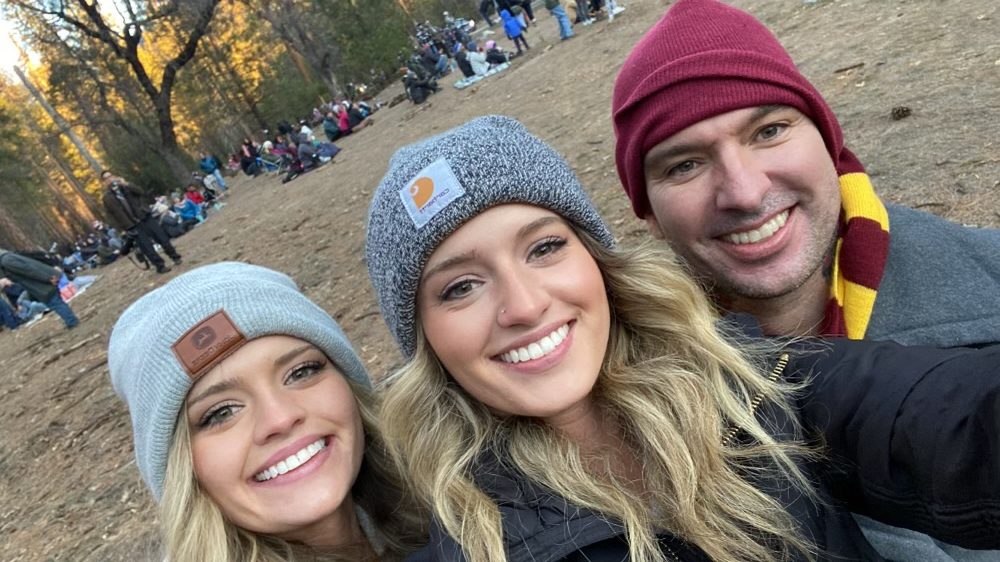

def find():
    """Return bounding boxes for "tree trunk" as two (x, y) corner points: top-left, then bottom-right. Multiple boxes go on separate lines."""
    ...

(13, 65), (105, 176)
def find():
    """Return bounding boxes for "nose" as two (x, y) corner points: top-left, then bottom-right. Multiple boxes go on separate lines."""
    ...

(496, 266), (550, 328)
(252, 390), (306, 445)
(713, 144), (771, 213)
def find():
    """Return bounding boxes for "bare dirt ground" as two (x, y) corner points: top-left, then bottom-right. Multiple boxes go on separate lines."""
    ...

(1, 1), (997, 559)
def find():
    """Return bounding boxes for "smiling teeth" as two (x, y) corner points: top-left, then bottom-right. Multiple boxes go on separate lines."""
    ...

(499, 324), (569, 364)
(254, 438), (326, 482)
(724, 210), (788, 245)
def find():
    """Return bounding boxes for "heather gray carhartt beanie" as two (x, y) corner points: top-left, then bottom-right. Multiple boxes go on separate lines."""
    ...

(366, 115), (615, 358)
(108, 262), (370, 501)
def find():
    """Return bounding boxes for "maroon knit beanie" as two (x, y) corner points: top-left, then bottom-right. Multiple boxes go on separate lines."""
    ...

(612, 0), (862, 218)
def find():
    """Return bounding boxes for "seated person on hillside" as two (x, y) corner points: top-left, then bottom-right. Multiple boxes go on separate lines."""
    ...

(355, 100), (374, 118)
(295, 134), (321, 170)
(2, 281), (47, 323)
(239, 138), (261, 176)
(172, 195), (203, 227)
(0, 287), (20, 331)
(343, 101), (373, 131)
(299, 120), (315, 141)
(96, 239), (120, 265)
(453, 43), (476, 78)
(192, 171), (224, 199)
(184, 184), (205, 206)
(484, 40), (509, 65)
(152, 203), (189, 239)
(77, 235), (99, 264)
(314, 140), (341, 161)
(402, 68), (439, 104)
(467, 43), (490, 76)
(323, 111), (342, 142)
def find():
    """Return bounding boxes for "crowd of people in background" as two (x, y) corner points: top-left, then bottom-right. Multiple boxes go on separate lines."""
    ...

(401, 0), (625, 103)
(228, 98), (376, 183)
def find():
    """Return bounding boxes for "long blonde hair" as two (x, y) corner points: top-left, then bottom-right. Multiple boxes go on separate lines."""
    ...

(379, 231), (816, 562)
(160, 378), (427, 562)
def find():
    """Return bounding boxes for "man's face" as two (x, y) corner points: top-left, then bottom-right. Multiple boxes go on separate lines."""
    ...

(642, 105), (841, 300)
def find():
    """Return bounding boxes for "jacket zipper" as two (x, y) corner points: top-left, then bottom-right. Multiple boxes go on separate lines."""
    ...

(721, 353), (789, 448)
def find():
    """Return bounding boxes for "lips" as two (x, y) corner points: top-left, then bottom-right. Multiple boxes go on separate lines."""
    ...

(253, 437), (327, 482)
(498, 323), (570, 364)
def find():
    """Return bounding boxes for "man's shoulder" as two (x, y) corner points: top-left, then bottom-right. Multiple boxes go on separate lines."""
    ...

(887, 202), (1000, 241)
(870, 203), (1000, 346)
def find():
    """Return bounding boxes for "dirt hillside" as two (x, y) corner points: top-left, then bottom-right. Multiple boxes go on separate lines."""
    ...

(1, 1), (997, 559)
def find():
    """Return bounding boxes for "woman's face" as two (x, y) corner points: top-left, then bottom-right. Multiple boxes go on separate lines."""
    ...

(418, 204), (610, 424)
(185, 335), (364, 547)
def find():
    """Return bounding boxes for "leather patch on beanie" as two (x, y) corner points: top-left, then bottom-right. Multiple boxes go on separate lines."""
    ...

(172, 310), (246, 379)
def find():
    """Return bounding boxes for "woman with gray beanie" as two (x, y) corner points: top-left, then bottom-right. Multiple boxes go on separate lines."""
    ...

(365, 115), (1000, 562)
(108, 262), (426, 562)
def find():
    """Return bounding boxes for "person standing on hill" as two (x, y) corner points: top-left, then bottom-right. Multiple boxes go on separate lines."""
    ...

(100, 170), (183, 275)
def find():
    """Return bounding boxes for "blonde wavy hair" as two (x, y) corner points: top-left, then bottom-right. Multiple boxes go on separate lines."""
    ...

(160, 377), (427, 562)
(379, 229), (817, 562)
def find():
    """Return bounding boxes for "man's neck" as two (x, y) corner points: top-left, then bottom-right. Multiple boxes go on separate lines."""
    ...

(724, 271), (829, 337)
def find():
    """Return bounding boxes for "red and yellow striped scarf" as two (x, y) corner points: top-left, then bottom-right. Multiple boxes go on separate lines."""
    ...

(819, 154), (890, 339)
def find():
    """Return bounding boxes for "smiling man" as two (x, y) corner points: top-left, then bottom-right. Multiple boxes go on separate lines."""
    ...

(612, 0), (1000, 346)
(612, 0), (1000, 560)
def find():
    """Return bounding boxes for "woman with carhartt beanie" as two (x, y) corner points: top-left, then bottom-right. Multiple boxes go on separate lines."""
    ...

(108, 262), (426, 562)
(365, 115), (1000, 561)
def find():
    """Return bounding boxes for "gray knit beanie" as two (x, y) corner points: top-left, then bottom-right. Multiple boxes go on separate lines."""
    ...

(366, 115), (615, 358)
(108, 262), (370, 501)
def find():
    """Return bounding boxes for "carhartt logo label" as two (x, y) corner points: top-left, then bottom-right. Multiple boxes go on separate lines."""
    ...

(410, 177), (435, 209)
(172, 310), (246, 379)
(399, 158), (465, 228)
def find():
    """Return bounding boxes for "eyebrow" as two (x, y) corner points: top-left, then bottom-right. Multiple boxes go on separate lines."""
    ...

(644, 104), (789, 166)
(421, 215), (564, 282)
(421, 250), (480, 283)
(186, 377), (237, 409)
(185, 344), (315, 407)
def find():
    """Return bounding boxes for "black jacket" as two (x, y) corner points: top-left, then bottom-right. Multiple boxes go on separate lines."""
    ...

(0, 252), (60, 303)
(407, 320), (1000, 561)
(101, 182), (148, 231)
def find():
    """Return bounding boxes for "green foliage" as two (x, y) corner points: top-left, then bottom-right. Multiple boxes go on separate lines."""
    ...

(317, 0), (413, 87)
(256, 52), (332, 125)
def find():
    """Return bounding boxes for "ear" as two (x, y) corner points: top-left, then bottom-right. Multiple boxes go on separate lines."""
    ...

(643, 214), (666, 240)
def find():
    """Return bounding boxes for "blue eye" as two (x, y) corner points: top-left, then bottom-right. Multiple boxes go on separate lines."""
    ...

(199, 402), (241, 428)
(285, 361), (324, 384)
(666, 160), (697, 178)
(756, 123), (787, 141)
(441, 278), (478, 301)
(529, 237), (567, 259)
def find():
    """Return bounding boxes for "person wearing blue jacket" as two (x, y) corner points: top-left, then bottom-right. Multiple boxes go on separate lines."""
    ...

(198, 152), (227, 192)
(500, 9), (529, 55)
